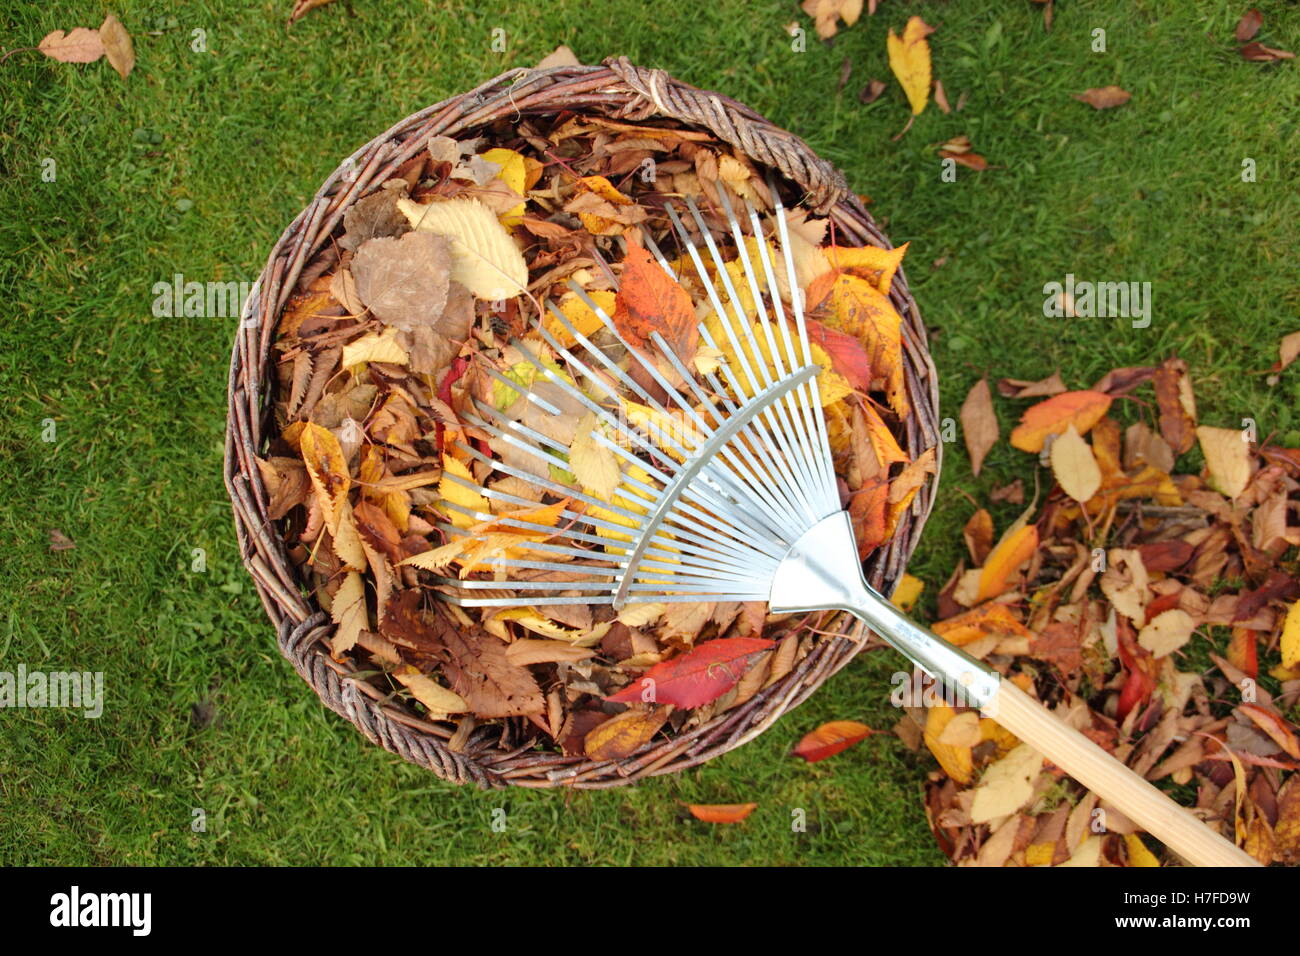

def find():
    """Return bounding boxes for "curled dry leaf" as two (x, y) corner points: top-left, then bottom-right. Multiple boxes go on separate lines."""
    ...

(793, 720), (879, 762)
(99, 14), (134, 80)
(1235, 8), (1263, 43)
(1073, 86), (1132, 109)
(686, 803), (758, 823)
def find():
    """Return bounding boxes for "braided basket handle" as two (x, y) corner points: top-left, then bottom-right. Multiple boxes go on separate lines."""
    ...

(600, 56), (849, 215)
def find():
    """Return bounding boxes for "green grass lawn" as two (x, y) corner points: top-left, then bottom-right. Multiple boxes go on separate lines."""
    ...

(1, 0), (1296, 865)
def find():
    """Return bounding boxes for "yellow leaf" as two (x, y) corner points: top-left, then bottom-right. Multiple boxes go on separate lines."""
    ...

(923, 703), (974, 784)
(330, 571), (366, 656)
(569, 411), (622, 499)
(969, 744), (1044, 824)
(333, 501), (368, 571)
(1281, 601), (1300, 669)
(890, 573), (924, 610)
(1124, 833), (1162, 867)
(438, 454), (490, 529)
(577, 174), (633, 205)
(1197, 425), (1253, 499)
(397, 197), (527, 300)
(480, 147), (527, 225)
(300, 422), (350, 534)
(617, 603), (667, 627)
(392, 665), (468, 715)
(1049, 424), (1102, 503)
(887, 16), (935, 115)
(824, 242), (910, 295)
(544, 290), (617, 347)
(341, 327), (409, 368)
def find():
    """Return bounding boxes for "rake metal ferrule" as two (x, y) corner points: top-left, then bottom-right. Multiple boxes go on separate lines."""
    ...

(769, 512), (1001, 709)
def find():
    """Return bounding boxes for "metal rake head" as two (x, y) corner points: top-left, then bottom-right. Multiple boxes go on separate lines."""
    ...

(431, 186), (844, 608)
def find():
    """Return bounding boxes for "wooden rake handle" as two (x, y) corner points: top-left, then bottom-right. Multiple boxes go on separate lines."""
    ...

(988, 680), (1257, 867)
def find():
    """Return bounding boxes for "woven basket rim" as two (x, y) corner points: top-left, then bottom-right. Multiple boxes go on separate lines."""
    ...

(223, 57), (943, 789)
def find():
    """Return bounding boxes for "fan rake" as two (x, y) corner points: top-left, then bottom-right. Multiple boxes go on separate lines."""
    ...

(430, 186), (1254, 867)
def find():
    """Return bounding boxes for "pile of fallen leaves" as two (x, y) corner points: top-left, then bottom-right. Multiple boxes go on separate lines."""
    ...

(888, 355), (1300, 865)
(259, 106), (932, 762)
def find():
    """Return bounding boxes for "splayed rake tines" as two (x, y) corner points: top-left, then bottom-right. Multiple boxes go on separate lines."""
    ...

(432, 189), (841, 608)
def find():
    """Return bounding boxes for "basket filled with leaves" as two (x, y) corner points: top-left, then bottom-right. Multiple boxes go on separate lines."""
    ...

(224, 57), (942, 788)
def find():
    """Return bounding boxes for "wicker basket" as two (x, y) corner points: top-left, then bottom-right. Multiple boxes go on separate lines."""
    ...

(224, 57), (942, 789)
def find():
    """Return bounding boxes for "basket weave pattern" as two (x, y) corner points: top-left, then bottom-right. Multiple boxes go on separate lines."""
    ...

(224, 57), (942, 788)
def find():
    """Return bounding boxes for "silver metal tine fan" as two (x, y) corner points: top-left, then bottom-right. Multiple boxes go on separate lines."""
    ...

(430, 182), (1255, 867)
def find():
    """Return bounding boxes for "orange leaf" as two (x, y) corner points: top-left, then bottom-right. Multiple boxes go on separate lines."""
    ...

(1009, 390), (1112, 453)
(934, 603), (1033, 647)
(686, 803), (758, 823)
(977, 524), (1039, 601)
(1239, 704), (1300, 760)
(923, 703), (974, 784)
(793, 720), (880, 762)
(613, 241), (697, 361)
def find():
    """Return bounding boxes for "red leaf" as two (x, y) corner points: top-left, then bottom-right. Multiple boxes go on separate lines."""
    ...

(807, 317), (875, 392)
(606, 637), (775, 707)
(793, 720), (880, 763)
(686, 803), (758, 823)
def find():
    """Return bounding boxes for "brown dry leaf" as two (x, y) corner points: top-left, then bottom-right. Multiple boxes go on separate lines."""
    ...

(99, 14), (134, 79)
(48, 529), (76, 552)
(1197, 425), (1253, 499)
(1240, 42), (1295, 61)
(38, 27), (105, 63)
(1235, 8), (1263, 42)
(960, 378), (998, 477)
(963, 508), (994, 565)
(584, 706), (669, 761)
(505, 639), (596, 667)
(997, 372), (1066, 398)
(350, 232), (452, 331)
(1274, 331), (1300, 373)
(859, 79), (887, 104)
(289, 0), (338, 24)
(397, 197), (528, 300)
(1073, 86), (1132, 109)
(1050, 424), (1102, 503)
(1153, 357), (1197, 454)
(801, 0), (864, 39)
(536, 44), (581, 68)
(887, 16), (935, 115)
(933, 79), (951, 113)
(439, 618), (544, 717)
